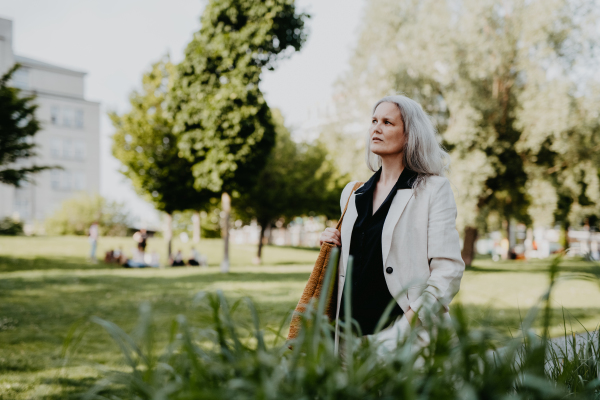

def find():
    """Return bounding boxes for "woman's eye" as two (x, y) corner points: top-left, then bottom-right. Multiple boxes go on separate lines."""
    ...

(385, 121), (391, 125)
(372, 119), (377, 124)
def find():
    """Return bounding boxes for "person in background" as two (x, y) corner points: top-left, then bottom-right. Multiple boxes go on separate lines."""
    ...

(188, 247), (200, 266)
(171, 250), (185, 267)
(124, 247), (146, 268)
(188, 247), (208, 267)
(133, 228), (149, 255)
(88, 221), (99, 263)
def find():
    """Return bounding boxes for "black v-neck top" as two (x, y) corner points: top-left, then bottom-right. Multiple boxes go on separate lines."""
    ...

(339, 167), (417, 335)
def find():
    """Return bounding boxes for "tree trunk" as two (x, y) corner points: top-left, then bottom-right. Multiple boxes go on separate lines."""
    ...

(461, 226), (478, 267)
(192, 211), (201, 244)
(165, 212), (173, 263)
(560, 222), (570, 252)
(255, 221), (269, 265)
(220, 192), (231, 273)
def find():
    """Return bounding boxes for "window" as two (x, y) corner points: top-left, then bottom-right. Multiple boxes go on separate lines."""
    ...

(74, 109), (84, 128)
(51, 106), (60, 125)
(74, 140), (86, 160)
(63, 139), (72, 159)
(62, 107), (74, 127)
(12, 68), (29, 89)
(50, 138), (61, 158)
(62, 170), (71, 190)
(74, 171), (85, 190)
(13, 188), (31, 220)
(51, 170), (61, 189)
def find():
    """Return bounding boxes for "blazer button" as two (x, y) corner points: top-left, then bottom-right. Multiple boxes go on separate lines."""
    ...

(386, 267), (393, 274)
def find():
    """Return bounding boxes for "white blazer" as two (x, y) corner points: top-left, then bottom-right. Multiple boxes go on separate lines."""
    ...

(334, 175), (465, 349)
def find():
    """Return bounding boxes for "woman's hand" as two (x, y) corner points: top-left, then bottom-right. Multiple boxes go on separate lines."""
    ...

(405, 308), (417, 327)
(319, 228), (341, 247)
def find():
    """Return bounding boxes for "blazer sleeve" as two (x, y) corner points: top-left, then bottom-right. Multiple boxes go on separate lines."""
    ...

(409, 178), (465, 314)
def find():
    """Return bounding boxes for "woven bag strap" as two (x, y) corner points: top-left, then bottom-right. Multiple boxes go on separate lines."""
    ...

(335, 181), (364, 231)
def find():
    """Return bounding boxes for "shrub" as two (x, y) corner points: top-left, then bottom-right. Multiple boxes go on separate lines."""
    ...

(45, 193), (132, 236)
(82, 253), (600, 399)
(0, 217), (23, 235)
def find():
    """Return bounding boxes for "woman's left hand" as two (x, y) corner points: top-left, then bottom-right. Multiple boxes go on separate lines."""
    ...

(404, 308), (417, 327)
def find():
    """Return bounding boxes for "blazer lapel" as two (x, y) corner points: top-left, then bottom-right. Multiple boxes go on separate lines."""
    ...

(340, 193), (358, 276)
(381, 189), (414, 266)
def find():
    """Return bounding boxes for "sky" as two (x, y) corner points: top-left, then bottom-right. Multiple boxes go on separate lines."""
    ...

(0, 0), (365, 227)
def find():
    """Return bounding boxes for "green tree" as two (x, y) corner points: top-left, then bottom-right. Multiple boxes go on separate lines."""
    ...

(170, 0), (308, 272)
(110, 57), (214, 258)
(236, 110), (347, 263)
(328, 0), (600, 265)
(0, 64), (55, 186)
(45, 193), (131, 236)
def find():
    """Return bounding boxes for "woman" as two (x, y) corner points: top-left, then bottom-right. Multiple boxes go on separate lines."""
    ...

(319, 95), (464, 350)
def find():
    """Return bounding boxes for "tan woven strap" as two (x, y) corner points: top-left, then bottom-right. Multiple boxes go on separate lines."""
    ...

(335, 181), (364, 231)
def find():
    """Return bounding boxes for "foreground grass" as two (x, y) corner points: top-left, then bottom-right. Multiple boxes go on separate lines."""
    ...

(0, 236), (599, 398)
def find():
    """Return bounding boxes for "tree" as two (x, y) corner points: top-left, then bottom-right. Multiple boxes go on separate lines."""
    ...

(236, 110), (347, 263)
(328, 0), (600, 265)
(0, 64), (55, 186)
(110, 57), (214, 258)
(45, 193), (131, 236)
(170, 0), (308, 272)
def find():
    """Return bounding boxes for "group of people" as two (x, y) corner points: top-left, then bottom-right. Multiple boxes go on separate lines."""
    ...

(170, 248), (208, 267)
(97, 227), (208, 268)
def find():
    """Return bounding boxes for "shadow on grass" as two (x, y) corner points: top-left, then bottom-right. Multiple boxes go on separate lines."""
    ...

(0, 255), (113, 273)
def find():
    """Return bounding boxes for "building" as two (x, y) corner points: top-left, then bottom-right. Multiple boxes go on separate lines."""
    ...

(0, 18), (100, 229)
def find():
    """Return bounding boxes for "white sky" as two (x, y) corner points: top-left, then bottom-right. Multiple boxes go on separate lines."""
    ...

(0, 0), (364, 226)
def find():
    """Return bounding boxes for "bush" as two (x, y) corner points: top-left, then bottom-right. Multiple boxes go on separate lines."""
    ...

(45, 193), (132, 236)
(82, 254), (600, 399)
(0, 217), (23, 235)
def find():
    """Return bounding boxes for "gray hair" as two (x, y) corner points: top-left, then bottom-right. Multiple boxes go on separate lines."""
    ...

(366, 95), (450, 189)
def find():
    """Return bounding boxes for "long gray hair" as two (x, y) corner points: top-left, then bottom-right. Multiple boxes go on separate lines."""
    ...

(366, 95), (450, 189)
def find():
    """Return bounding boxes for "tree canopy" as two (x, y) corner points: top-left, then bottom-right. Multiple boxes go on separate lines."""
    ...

(170, 0), (309, 194)
(0, 64), (54, 186)
(236, 109), (347, 261)
(110, 57), (213, 216)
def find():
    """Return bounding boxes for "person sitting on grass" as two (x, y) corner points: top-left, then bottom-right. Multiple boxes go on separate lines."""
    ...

(188, 247), (207, 266)
(171, 250), (185, 267)
(124, 248), (147, 268)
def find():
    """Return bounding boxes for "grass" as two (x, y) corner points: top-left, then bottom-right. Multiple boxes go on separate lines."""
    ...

(0, 236), (599, 398)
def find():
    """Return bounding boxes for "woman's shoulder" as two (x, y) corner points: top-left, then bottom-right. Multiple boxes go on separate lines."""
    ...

(339, 181), (363, 211)
(419, 175), (457, 203)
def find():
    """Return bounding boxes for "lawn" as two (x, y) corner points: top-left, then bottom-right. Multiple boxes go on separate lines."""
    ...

(1, 236), (599, 399)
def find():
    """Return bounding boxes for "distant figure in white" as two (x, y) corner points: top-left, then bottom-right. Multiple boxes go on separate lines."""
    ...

(189, 247), (208, 267)
(88, 221), (99, 263)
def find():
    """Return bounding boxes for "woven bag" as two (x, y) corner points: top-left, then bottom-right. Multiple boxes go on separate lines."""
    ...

(287, 181), (363, 340)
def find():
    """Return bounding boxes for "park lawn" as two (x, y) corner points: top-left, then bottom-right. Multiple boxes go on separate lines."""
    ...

(0, 236), (599, 399)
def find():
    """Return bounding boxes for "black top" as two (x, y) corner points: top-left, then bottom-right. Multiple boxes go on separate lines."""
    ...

(339, 167), (417, 335)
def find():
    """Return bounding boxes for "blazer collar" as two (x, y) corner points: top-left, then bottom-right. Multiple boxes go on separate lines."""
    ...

(340, 191), (358, 276)
(340, 177), (415, 275)
(381, 189), (413, 266)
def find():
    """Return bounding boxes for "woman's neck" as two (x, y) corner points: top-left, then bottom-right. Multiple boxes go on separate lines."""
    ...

(380, 153), (405, 186)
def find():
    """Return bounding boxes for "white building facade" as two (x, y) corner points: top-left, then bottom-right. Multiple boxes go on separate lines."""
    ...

(0, 18), (100, 228)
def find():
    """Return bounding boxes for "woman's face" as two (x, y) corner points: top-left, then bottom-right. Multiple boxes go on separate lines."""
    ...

(369, 102), (405, 157)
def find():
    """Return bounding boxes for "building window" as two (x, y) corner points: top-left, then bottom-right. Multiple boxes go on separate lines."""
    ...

(74, 171), (86, 190)
(12, 68), (29, 89)
(74, 109), (84, 128)
(51, 106), (60, 125)
(62, 170), (72, 190)
(50, 138), (61, 158)
(13, 188), (31, 220)
(62, 107), (74, 127)
(63, 139), (72, 159)
(51, 170), (61, 189)
(74, 140), (86, 160)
